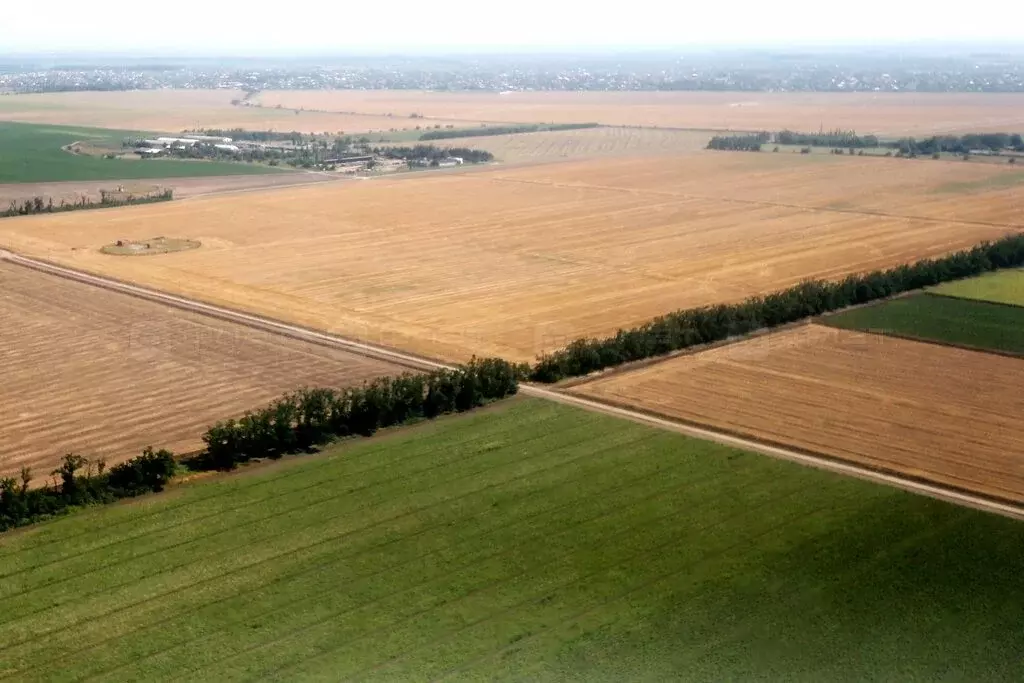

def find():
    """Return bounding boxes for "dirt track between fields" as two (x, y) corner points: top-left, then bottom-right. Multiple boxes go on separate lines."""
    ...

(2, 248), (1022, 521)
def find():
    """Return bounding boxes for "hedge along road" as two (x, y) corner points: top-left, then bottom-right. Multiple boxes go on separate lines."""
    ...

(3, 247), (1023, 522)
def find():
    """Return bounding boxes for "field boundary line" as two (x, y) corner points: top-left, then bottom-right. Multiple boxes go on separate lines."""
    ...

(818, 320), (1024, 360)
(532, 388), (1024, 521)
(924, 290), (1024, 312)
(3, 249), (1021, 522)
(0, 250), (445, 373)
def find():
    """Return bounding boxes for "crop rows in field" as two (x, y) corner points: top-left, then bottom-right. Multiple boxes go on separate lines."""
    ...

(826, 293), (1024, 355)
(2, 153), (1020, 363)
(2, 399), (1024, 680)
(573, 325), (1024, 503)
(931, 268), (1024, 306)
(253, 89), (1024, 135)
(0, 262), (402, 477)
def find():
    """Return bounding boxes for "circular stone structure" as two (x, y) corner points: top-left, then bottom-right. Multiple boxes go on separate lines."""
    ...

(100, 237), (200, 256)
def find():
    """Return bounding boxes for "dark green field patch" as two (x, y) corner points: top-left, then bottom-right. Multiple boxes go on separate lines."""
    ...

(0, 121), (284, 183)
(1, 398), (1022, 680)
(824, 293), (1024, 355)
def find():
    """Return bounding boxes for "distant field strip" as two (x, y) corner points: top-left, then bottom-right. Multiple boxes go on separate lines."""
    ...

(0, 262), (401, 477)
(574, 325), (1024, 503)
(2, 153), (1020, 363)
(0, 91), (491, 135)
(433, 126), (711, 162)
(931, 268), (1024, 306)
(825, 293), (1024, 355)
(2, 398), (1024, 680)
(253, 90), (1024, 135)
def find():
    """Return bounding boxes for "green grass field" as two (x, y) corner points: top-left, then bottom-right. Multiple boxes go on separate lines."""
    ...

(931, 269), (1024, 307)
(2, 398), (1023, 681)
(825, 292), (1024, 355)
(0, 122), (283, 183)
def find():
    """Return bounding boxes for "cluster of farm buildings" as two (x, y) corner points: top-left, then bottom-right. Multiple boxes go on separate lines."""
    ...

(135, 135), (236, 155)
(135, 134), (240, 156)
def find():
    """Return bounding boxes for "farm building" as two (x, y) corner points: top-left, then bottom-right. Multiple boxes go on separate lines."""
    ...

(183, 134), (234, 143)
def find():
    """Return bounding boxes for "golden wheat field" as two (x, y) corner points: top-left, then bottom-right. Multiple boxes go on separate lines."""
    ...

(254, 90), (1024, 135)
(431, 127), (711, 162)
(1, 152), (1020, 363)
(0, 90), (486, 134)
(572, 325), (1024, 503)
(0, 262), (402, 478)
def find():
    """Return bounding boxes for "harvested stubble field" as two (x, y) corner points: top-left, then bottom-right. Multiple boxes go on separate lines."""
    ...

(3, 398), (1024, 680)
(0, 262), (402, 478)
(0, 90), (486, 135)
(573, 324), (1024, 504)
(430, 126), (711, 162)
(2, 152), (1020, 363)
(255, 89), (1024, 135)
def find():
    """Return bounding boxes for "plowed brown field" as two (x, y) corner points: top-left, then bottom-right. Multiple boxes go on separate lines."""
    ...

(1, 153), (1020, 363)
(0, 262), (401, 478)
(573, 325), (1024, 503)
(255, 90), (1024, 135)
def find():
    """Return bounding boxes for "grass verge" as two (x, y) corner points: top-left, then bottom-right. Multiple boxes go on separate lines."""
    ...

(1, 398), (1023, 680)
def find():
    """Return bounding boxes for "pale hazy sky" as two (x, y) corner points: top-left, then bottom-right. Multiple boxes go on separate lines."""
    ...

(3, 0), (1023, 54)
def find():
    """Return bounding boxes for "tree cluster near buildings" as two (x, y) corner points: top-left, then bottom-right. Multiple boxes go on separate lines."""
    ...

(776, 129), (881, 148)
(706, 132), (770, 151)
(375, 145), (494, 165)
(892, 133), (1024, 156)
(530, 234), (1024, 382)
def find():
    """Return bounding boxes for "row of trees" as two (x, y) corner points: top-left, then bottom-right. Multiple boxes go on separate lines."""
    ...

(1, 357), (522, 530)
(706, 132), (770, 151)
(375, 145), (494, 165)
(890, 133), (1024, 156)
(183, 128), (312, 144)
(529, 234), (1024, 382)
(419, 123), (598, 141)
(194, 358), (523, 471)
(776, 129), (881, 148)
(0, 448), (176, 531)
(2, 189), (173, 218)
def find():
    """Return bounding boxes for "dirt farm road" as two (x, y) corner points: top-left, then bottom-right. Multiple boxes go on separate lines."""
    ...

(4, 247), (1023, 522)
